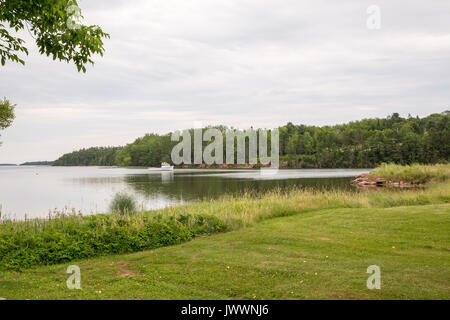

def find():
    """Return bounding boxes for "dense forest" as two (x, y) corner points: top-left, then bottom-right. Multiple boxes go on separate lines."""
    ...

(54, 147), (122, 166)
(53, 112), (449, 168)
(20, 161), (54, 166)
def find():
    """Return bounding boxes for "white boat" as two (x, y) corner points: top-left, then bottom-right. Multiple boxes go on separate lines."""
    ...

(160, 162), (174, 171)
(148, 162), (174, 171)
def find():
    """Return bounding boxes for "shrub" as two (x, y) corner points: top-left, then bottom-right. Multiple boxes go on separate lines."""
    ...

(110, 192), (137, 215)
(0, 211), (227, 270)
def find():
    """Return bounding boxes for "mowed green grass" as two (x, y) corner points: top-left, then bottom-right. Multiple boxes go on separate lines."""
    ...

(0, 204), (448, 300)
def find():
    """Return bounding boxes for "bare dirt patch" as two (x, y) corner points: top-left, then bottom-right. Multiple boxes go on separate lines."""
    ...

(116, 262), (137, 277)
(316, 237), (336, 242)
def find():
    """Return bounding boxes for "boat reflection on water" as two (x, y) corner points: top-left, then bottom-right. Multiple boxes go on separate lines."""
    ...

(161, 171), (174, 184)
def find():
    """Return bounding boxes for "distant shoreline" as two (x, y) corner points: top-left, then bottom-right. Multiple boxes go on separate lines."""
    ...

(0, 161), (55, 167)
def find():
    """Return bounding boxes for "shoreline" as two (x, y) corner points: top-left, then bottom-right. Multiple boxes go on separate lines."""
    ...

(0, 163), (448, 299)
(352, 163), (449, 188)
(1, 176), (448, 271)
(351, 173), (425, 189)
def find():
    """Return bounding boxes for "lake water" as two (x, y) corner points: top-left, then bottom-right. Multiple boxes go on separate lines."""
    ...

(0, 166), (370, 219)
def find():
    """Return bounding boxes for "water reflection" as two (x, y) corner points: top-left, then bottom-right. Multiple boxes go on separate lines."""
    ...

(0, 167), (369, 219)
(161, 171), (174, 184)
(124, 171), (358, 202)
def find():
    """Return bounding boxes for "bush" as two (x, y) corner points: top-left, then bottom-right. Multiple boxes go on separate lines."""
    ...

(110, 192), (137, 215)
(0, 211), (227, 270)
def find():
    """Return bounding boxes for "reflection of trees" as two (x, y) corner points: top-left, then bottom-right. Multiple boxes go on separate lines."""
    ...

(68, 177), (124, 185)
(124, 173), (353, 202)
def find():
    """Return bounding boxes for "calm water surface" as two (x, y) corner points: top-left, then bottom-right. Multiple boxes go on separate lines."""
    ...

(0, 166), (370, 219)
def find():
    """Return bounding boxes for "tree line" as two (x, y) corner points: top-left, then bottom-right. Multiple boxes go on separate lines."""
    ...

(53, 111), (449, 168)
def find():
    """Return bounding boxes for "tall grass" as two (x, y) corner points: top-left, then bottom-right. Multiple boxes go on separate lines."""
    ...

(1, 178), (449, 270)
(156, 182), (449, 229)
(369, 163), (450, 183)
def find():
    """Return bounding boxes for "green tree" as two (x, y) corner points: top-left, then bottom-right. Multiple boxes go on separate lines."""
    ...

(0, 0), (109, 72)
(286, 132), (299, 155)
(0, 97), (15, 145)
(0, 1), (108, 147)
(301, 131), (314, 155)
(54, 112), (450, 168)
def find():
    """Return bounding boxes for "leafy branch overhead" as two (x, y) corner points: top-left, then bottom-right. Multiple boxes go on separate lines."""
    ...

(0, 97), (15, 146)
(0, 0), (109, 72)
(0, 97), (15, 130)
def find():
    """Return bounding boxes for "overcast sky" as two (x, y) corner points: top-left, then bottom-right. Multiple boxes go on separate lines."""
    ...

(1, 0), (449, 163)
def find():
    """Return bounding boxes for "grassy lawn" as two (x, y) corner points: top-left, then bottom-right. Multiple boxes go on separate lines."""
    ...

(1, 204), (448, 300)
(2, 180), (449, 271)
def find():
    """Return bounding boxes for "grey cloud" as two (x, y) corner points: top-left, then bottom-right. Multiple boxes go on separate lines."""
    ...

(1, 0), (449, 162)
